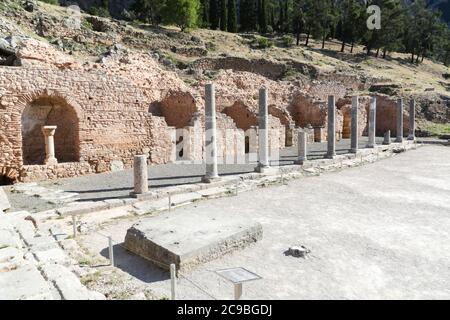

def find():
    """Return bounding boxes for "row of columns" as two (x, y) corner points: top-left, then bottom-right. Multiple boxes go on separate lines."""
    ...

(132, 88), (417, 195)
(324, 95), (416, 160)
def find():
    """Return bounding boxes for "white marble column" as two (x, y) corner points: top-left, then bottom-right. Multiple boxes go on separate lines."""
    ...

(256, 87), (270, 172)
(408, 99), (416, 141)
(326, 96), (336, 159)
(367, 96), (377, 148)
(295, 131), (307, 164)
(396, 98), (404, 143)
(383, 130), (391, 145)
(350, 96), (359, 153)
(203, 83), (219, 182)
(41, 125), (58, 165)
(132, 155), (148, 195)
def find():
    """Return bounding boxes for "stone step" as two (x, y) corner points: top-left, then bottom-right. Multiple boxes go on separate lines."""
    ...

(40, 263), (105, 300)
(0, 263), (54, 300)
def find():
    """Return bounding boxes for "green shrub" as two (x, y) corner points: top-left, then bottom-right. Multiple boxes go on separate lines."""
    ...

(256, 36), (273, 49)
(88, 6), (111, 18)
(39, 0), (60, 5)
(282, 35), (294, 48)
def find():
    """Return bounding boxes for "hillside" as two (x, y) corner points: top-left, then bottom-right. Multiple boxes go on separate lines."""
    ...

(1, 0), (449, 136)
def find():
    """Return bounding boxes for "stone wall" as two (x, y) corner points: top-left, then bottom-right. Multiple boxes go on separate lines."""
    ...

(373, 95), (410, 137)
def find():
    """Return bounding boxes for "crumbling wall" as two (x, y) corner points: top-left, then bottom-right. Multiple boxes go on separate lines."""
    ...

(0, 67), (154, 182)
(373, 95), (410, 137)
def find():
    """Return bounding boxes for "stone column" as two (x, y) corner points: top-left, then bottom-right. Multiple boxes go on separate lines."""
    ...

(408, 99), (416, 140)
(396, 98), (404, 143)
(367, 96), (377, 148)
(256, 87), (270, 172)
(295, 131), (307, 164)
(41, 126), (58, 165)
(350, 96), (359, 153)
(132, 155), (148, 195)
(326, 96), (336, 159)
(383, 130), (391, 145)
(203, 83), (219, 182)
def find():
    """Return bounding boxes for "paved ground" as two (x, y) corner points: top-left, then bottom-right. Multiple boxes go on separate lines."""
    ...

(81, 145), (450, 299)
(5, 137), (385, 211)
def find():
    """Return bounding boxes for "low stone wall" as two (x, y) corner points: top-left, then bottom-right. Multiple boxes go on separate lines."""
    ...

(191, 57), (287, 80)
(19, 162), (95, 182)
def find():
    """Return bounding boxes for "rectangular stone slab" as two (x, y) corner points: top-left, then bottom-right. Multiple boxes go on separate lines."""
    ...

(124, 210), (263, 272)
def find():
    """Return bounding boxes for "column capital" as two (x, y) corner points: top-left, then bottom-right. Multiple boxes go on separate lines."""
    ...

(41, 125), (57, 136)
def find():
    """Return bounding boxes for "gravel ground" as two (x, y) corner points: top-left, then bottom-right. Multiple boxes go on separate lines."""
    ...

(79, 145), (450, 300)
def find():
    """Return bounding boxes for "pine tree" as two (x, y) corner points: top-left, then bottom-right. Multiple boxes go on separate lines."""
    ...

(220, 0), (228, 31)
(258, 0), (268, 33)
(227, 0), (238, 32)
(200, 0), (210, 27)
(278, 0), (284, 32)
(240, 0), (258, 31)
(210, 0), (220, 29)
(338, 0), (366, 53)
(292, 0), (306, 45)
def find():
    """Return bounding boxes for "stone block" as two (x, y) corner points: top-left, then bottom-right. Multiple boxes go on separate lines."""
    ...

(0, 187), (10, 212)
(124, 210), (263, 271)
(40, 263), (105, 300)
(0, 263), (54, 300)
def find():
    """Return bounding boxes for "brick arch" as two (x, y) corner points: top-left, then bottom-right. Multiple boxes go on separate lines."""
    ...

(13, 89), (83, 120)
(149, 91), (198, 129)
(222, 101), (258, 131)
(268, 105), (292, 127)
(18, 90), (82, 165)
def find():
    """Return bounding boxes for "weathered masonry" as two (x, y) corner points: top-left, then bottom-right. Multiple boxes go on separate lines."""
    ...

(0, 65), (413, 184)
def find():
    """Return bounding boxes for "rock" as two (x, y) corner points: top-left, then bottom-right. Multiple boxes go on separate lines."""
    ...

(0, 187), (11, 212)
(110, 160), (124, 172)
(124, 209), (263, 272)
(128, 292), (147, 300)
(22, 0), (37, 12)
(0, 247), (25, 272)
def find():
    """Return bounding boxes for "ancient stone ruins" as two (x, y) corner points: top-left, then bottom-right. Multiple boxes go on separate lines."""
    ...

(0, 38), (415, 185)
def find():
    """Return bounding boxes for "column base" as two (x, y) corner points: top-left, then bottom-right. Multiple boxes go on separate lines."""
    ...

(395, 138), (404, 143)
(366, 143), (376, 149)
(44, 157), (58, 165)
(294, 158), (307, 165)
(325, 153), (336, 159)
(254, 165), (278, 175)
(350, 148), (358, 154)
(202, 175), (220, 183)
(129, 191), (149, 198)
(407, 135), (415, 141)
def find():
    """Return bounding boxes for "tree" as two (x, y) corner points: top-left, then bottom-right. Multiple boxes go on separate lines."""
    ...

(220, 0), (227, 31)
(200, 0), (210, 27)
(131, 0), (164, 25)
(338, 0), (366, 53)
(292, 0), (306, 45)
(258, 0), (268, 33)
(240, 0), (258, 31)
(210, 0), (219, 29)
(161, 0), (200, 31)
(227, 0), (238, 32)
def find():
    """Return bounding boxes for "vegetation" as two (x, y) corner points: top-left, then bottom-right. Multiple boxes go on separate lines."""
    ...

(256, 35), (273, 48)
(38, 0), (59, 5)
(132, 0), (450, 65)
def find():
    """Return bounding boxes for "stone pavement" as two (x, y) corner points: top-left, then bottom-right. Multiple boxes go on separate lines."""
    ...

(5, 137), (387, 212)
(79, 145), (450, 300)
(0, 140), (427, 299)
(0, 210), (105, 300)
